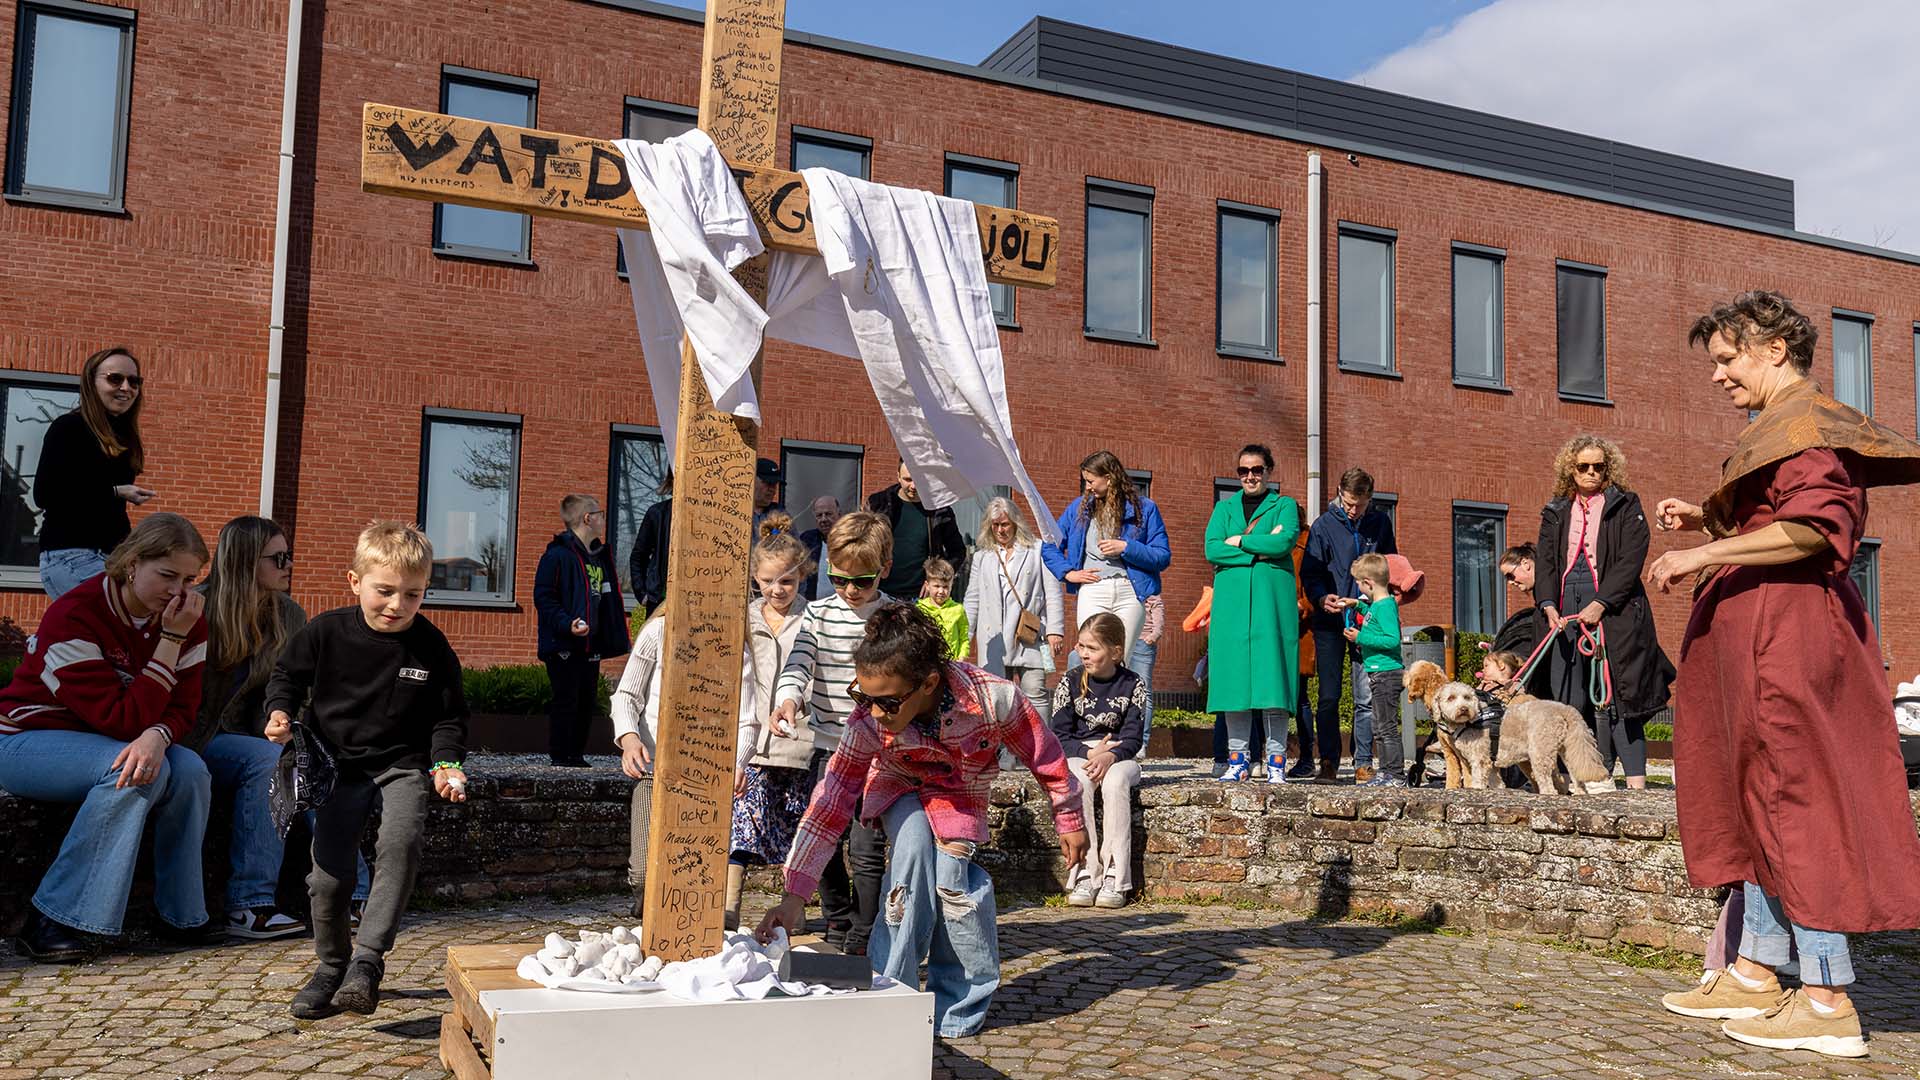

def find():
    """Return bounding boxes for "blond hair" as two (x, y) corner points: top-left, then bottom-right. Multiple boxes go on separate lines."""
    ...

(560, 493), (598, 526)
(974, 495), (1037, 549)
(752, 531), (813, 580)
(351, 520), (433, 578)
(826, 511), (891, 575)
(105, 512), (208, 581)
(1350, 552), (1390, 588)
(1550, 435), (1632, 499)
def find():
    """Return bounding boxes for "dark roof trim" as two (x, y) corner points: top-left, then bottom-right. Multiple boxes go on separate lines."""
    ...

(573, 0), (1920, 270)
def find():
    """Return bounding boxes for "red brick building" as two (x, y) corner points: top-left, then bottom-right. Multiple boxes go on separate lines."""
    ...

(3, 0), (1916, 693)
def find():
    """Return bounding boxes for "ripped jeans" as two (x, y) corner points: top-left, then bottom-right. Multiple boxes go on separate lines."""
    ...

(869, 795), (1000, 1038)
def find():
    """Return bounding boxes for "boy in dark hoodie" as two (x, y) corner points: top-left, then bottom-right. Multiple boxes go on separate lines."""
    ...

(533, 494), (631, 766)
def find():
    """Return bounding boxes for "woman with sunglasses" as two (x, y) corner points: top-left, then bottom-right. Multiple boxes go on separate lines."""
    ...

(758, 603), (1087, 1038)
(36, 348), (158, 600)
(181, 516), (318, 938)
(1204, 444), (1302, 783)
(1534, 435), (1673, 790)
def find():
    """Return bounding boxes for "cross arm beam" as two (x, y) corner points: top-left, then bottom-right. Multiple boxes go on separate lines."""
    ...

(360, 102), (1059, 288)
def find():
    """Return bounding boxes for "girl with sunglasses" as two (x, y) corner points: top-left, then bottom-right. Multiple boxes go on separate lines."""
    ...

(36, 348), (158, 599)
(758, 603), (1087, 1038)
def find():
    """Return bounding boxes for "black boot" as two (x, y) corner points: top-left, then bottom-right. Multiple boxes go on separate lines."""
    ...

(151, 917), (227, 948)
(16, 910), (97, 964)
(331, 956), (384, 1015)
(291, 966), (345, 1020)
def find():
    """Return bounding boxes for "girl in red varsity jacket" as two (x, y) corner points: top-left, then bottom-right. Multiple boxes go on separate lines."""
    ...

(0, 513), (215, 963)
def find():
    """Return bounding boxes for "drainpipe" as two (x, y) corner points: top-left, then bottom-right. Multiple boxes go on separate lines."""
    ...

(258, 0), (304, 517)
(1305, 151), (1325, 523)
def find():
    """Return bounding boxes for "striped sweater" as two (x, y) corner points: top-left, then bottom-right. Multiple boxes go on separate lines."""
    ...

(771, 592), (897, 752)
(0, 573), (208, 742)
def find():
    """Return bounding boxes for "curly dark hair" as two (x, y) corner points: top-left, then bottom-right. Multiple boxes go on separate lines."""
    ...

(1688, 290), (1817, 375)
(852, 603), (948, 685)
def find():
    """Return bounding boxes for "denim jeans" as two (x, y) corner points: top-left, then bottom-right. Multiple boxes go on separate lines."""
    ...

(1310, 629), (1374, 765)
(1129, 639), (1157, 751)
(39, 548), (106, 601)
(200, 733), (287, 911)
(1224, 709), (1289, 761)
(1739, 882), (1853, 986)
(869, 795), (1000, 1038)
(1288, 675), (1319, 766)
(0, 728), (210, 934)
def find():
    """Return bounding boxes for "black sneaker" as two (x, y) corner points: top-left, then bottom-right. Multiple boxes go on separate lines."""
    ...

(331, 957), (384, 1015)
(228, 907), (309, 940)
(1285, 759), (1318, 780)
(16, 910), (98, 964)
(291, 966), (345, 1019)
(151, 918), (227, 948)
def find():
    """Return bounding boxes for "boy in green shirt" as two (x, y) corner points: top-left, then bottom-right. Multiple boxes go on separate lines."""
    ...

(916, 557), (971, 661)
(1342, 553), (1406, 787)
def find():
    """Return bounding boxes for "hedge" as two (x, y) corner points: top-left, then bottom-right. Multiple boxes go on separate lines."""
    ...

(465, 663), (613, 715)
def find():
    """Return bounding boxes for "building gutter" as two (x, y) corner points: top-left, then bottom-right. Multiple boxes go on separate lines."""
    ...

(258, 0), (303, 517)
(1305, 151), (1324, 523)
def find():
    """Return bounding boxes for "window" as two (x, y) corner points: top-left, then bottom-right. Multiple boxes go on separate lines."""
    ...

(1217, 202), (1279, 359)
(1128, 469), (1153, 502)
(1556, 262), (1607, 400)
(781, 441), (863, 536)
(1085, 179), (1154, 342)
(0, 373), (80, 586)
(1851, 539), (1881, 639)
(1452, 503), (1506, 635)
(1338, 224), (1396, 373)
(617, 99), (698, 276)
(791, 127), (870, 179)
(945, 154), (1019, 326)
(419, 410), (521, 603)
(1832, 310), (1873, 415)
(607, 425), (669, 600)
(433, 67), (536, 261)
(1452, 245), (1505, 386)
(4, 1), (136, 210)
(1370, 492), (1398, 530)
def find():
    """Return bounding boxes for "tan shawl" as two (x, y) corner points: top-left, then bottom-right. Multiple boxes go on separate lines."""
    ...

(1703, 377), (1920, 536)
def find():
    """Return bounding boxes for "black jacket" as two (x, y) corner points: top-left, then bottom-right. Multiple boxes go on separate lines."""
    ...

(36, 411), (135, 554)
(799, 528), (829, 601)
(1533, 487), (1675, 718)
(1490, 606), (1550, 695)
(535, 530), (632, 660)
(866, 484), (967, 599)
(626, 498), (672, 610)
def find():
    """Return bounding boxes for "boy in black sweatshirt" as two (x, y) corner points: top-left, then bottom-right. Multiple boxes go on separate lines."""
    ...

(265, 521), (469, 1019)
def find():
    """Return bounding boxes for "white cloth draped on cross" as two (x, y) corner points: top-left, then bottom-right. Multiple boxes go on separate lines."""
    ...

(615, 129), (1059, 541)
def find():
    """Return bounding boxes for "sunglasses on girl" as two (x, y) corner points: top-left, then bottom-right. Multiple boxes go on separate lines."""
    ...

(103, 373), (144, 390)
(260, 551), (293, 569)
(1236, 466), (1267, 477)
(828, 571), (879, 588)
(847, 682), (911, 714)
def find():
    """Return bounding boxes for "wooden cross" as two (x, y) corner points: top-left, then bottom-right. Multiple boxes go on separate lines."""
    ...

(360, 0), (1059, 962)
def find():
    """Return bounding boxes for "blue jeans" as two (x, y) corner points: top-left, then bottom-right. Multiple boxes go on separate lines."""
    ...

(869, 795), (1000, 1038)
(200, 733), (290, 911)
(1310, 630), (1374, 766)
(1130, 639), (1156, 749)
(0, 728), (210, 934)
(1224, 709), (1288, 760)
(40, 548), (106, 601)
(1740, 882), (1853, 986)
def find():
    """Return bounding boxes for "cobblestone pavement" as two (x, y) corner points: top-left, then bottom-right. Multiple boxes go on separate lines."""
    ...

(2, 896), (1915, 1079)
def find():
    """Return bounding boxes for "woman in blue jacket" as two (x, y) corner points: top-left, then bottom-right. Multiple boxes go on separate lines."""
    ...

(1042, 450), (1171, 659)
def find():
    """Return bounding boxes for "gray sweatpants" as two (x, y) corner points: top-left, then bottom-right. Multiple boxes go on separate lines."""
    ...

(628, 776), (654, 896)
(310, 765), (430, 971)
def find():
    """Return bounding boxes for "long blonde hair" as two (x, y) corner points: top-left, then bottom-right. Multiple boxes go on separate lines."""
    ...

(205, 516), (291, 670)
(1550, 435), (1632, 499)
(975, 496), (1037, 550)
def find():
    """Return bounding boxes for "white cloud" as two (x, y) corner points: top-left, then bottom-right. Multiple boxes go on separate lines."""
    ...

(1357, 0), (1920, 253)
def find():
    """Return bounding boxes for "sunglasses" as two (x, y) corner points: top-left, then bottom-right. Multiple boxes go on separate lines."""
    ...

(1236, 466), (1267, 477)
(847, 682), (911, 714)
(103, 372), (144, 390)
(1574, 462), (1606, 474)
(260, 551), (293, 569)
(828, 572), (879, 589)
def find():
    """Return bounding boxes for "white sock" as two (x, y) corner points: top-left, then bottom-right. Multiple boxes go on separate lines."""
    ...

(1807, 995), (1838, 1014)
(1727, 966), (1768, 989)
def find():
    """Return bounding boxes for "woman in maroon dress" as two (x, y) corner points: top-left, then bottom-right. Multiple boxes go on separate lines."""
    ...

(1648, 291), (1920, 1059)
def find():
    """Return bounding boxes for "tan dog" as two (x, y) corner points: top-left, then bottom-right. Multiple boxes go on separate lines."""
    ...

(1406, 660), (1610, 793)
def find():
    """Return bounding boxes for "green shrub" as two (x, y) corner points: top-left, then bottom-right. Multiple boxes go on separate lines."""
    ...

(464, 663), (613, 715)
(1644, 721), (1673, 742)
(1151, 707), (1212, 729)
(0, 654), (18, 687)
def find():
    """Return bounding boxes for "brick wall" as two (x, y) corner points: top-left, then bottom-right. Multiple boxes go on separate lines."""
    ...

(2, 0), (1916, 690)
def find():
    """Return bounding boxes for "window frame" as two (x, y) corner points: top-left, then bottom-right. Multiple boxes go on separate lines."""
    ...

(417, 407), (523, 607)
(1215, 200), (1281, 362)
(0, 369), (83, 589)
(779, 438), (865, 532)
(1083, 177), (1156, 346)
(1451, 500), (1508, 635)
(615, 97), (699, 278)
(790, 125), (872, 180)
(431, 65), (538, 266)
(1370, 491), (1398, 530)
(1555, 259), (1610, 404)
(3, 0), (138, 213)
(1831, 308), (1874, 416)
(1336, 222), (1398, 376)
(1851, 537), (1881, 642)
(943, 153), (1021, 329)
(605, 422), (668, 610)
(1450, 242), (1507, 389)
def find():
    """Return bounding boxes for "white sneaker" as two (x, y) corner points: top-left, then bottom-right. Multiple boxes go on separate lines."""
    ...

(1094, 885), (1128, 909)
(1066, 882), (1097, 907)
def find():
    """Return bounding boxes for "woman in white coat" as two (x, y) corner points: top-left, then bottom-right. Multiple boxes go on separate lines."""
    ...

(964, 497), (1064, 715)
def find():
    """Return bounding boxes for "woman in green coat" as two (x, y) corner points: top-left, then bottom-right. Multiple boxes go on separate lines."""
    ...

(1206, 444), (1301, 783)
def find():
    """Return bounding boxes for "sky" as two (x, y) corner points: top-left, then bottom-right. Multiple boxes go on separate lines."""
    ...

(783, 0), (1920, 255)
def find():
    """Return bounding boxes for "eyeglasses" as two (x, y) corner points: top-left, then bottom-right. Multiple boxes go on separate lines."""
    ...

(847, 682), (910, 714)
(1574, 462), (1606, 475)
(260, 551), (293, 569)
(103, 373), (144, 390)
(584, 510), (605, 521)
(1236, 466), (1267, 477)
(828, 572), (879, 589)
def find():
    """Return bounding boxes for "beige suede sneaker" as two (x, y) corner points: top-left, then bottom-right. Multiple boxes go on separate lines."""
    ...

(1662, 969), (1785, 1020)
(1722, 989), (1868, 1058)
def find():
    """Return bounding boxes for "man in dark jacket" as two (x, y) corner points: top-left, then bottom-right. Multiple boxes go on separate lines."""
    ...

(1299, 467), (1397, 782)
(628, 474), (673, 611)
(798, 494), (841, 601)
(535, 494), (632, 767)
(867, 460), (967, 600)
